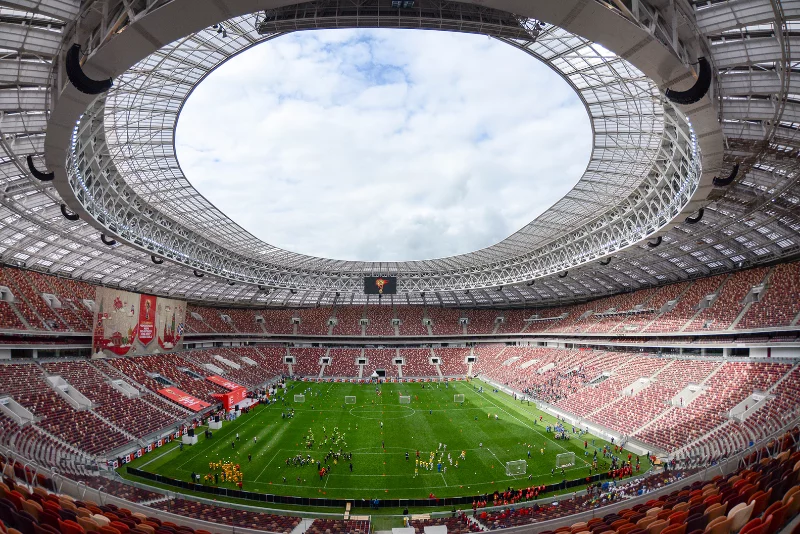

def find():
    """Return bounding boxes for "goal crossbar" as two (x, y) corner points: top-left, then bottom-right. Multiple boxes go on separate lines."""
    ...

(556, 452), (576, 468)
(505, 460), (526, 476)
(345, 396), (356, 404)
(294, 394), (305, 402)
(454, 394), (464, 403)
(399, 395), (411, 404)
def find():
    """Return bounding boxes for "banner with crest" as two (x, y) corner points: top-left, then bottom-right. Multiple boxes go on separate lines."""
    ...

(92, 287), (186, 356)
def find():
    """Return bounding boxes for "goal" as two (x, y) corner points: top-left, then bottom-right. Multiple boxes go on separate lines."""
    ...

(294, 394), (305, 403)
(399, 396), (411, 404)
(505, 460), (527, 476)
(556, 452), (576, 469)
(345, 396), (356, 404)
(454, 394), (464, 403)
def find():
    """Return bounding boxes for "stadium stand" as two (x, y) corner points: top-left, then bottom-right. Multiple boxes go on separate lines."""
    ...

(397, 306), (428, 336)
(465, 309), (500, 334)
(305, 519), (371, 534)
(643, 276), (726, 333)
(290, 347), (325, 377)
(332, 306), (364, 336)
(363, 348), (399, 377)
(0, 363), (129, 454)
(435, 348), (470, 376)
(738, 262), (800, 329)
(261, 309), (295, 335)
(186, 305), (236, 334)
(148, 499), (301, 533)
(684, 268), (769, 332)
(428, 307), (463, 335)
(400, 348), (437, 377)
(365, 305), (396, 336)
(40, 361), (174, 438)
(325, 349), (361, 377)
(297, 307), (332, 336)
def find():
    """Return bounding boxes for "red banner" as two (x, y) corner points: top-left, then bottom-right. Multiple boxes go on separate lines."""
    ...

(138, 294), (157, 347)
(211, 387), (248, 411)
(207, 375), (243, 391)
(158, 387), (211, 412)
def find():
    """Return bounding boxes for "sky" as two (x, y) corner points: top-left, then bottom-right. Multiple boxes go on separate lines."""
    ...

(176, 28), (592, 262)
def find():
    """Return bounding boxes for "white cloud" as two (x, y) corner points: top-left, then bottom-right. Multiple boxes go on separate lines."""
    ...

(176, 28), (591, 262)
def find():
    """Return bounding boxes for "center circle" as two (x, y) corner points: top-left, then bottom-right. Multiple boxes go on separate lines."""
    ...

(348, 404), (416, 419)
(176, 28), (591, 262)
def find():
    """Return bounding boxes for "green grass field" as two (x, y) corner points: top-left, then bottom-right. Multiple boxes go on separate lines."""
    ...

(122, 379), (637, 501)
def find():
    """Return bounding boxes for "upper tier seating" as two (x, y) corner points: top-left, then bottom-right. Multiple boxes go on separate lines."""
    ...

(2, 262), (798, 335)
(738, 262), (800, 329)
(222, 308), (263, 333)
(365, 305), (396, 336)
(428, 307), (463, 335)
(261, 309), (295, 335)
(684, 268), (769, 331)
(644, 276), (726, 333)
(332, 306), (363, 336)
(397, 306), (428, 336)
(297, 307), (332, 336)
(186, 305), (236, 334)
(465, 309), (499, 334)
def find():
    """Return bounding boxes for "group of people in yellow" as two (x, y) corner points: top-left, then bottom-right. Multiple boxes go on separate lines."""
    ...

(413, 444), (468, 477)
(204, 460), (244, 485)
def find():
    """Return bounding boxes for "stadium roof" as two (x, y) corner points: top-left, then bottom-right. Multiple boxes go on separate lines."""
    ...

(0, 0), (797, 308)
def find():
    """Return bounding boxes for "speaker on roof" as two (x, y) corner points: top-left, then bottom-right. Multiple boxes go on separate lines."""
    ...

(713, 164), (740, 187)
(60, 204), (80, 221)
(151, 255), (163, 265)
(100, 234), (116, 246)
(27, 155), (54, 181)
(665, 57), (711, 106)
(599, 258), (611, 265)
(648, 236), (662, 248)
(66, 44), (113, 95)
(228, 281), (235, 286)
(685, 208), (704, 224)
(193, 270), (204, 278)
(558, 271), (568, 278)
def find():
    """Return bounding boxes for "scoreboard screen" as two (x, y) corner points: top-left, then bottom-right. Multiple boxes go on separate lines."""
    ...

(364, 276), (397, 295)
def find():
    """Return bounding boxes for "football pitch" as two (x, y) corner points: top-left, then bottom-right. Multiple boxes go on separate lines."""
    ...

(122, 379), (638, 500)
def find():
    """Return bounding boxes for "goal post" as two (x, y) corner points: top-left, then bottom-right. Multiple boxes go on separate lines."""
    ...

(345, 396), (356, 404)
(505, 460), (527, 476)
(556, 452), (576, 469)
(294, 394), (305, 403)
(399, 395), (411, 404)
(454, 394), (464, 403)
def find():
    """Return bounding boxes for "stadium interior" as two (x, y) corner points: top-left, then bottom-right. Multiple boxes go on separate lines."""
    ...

(1, 0), (800, 533)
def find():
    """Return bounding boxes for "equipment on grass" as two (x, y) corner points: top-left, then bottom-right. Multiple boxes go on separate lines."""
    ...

(294, 394), (305, 402)
(505, 460), (527, 476)
(556, 452), (576, 468)
(454, 394), (464, 403)
(399, 395), (411, 404)
(345, 396), (356, 404)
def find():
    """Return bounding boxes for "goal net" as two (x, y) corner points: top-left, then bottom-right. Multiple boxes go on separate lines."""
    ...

(294, 394), (305, 403)
(505, 460), (527, 476)
(454, 394), (465, 403)
(399, 396), (411, 404)
(345, 396), (356, 404)
(556, 452), (576, 469)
